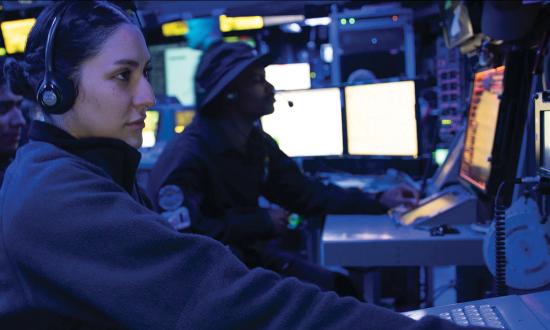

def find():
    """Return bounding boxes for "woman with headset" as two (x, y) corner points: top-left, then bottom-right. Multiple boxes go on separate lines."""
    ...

(0, 1), (484, 329)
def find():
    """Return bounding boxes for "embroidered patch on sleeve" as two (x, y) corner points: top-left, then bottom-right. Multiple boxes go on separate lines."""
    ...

(158, 184), (184, 211)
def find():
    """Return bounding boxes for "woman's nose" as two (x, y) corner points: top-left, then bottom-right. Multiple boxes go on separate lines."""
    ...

(134, 78), (156, 110)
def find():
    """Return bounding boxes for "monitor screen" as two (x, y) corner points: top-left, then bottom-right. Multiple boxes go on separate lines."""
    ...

(164, 47), (202, 106)
(142, 110), (160, 148)
(459, 66), (505, 192)
(1, 18), (36, 54)
(174, 110), (195, 134)
(260, 88), (343, 157)
(161, 20), (188, 37)
(542, 111), (550, 172)
(265, 63), (311, 91)
(345, 81), (418, 157)
(536, 91), (550, 178)
(149, 44), (179, 97)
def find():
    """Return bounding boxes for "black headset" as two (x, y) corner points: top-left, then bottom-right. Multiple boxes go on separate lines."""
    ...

(36, 6), (76, 115)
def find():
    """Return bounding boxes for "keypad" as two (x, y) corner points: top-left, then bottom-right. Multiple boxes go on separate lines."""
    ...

(438, 304), (507, 329)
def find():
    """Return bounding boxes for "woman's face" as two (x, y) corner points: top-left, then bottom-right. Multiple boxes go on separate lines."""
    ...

(0, 85), (25, 154)
(65, 24), (155, 148)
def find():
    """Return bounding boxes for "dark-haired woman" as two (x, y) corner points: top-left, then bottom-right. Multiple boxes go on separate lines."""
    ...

(0, 2), (486, 329)
(0, 56), (26, 186)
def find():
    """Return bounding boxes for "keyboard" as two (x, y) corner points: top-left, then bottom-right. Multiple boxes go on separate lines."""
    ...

(437, 304), (508, 328)
(403, 291), (550, 330)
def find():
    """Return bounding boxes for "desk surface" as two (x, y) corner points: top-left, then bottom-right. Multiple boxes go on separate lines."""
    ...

(321, 214), (485, 267)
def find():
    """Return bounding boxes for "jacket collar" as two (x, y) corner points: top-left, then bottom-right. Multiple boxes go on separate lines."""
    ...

(29, 121), (141, 194)
(0, 152), (13, 170)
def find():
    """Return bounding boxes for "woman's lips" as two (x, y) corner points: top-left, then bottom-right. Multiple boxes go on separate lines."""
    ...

(126, 119), (145, 129)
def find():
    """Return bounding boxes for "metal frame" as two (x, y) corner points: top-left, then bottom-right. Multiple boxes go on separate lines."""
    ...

(329, 4), (415, 85)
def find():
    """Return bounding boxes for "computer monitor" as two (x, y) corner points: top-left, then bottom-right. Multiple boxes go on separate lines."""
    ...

(344, 80), (418, 157)
(164, 47), (202, 106)
(0, 18), (35, 54)
(540, 110), (550, 175)
(260, 88), (343, 157)
(459, 66), (505, 192)
(174, 110), (196, 134)
(149, 44), (178, 98)
(142, 110), (160, 148)
(265, 63), (311, 91)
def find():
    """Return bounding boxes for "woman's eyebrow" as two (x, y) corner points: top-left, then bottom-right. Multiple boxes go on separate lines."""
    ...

(113, 59), (140, 68)
(113, 58), (152, 68)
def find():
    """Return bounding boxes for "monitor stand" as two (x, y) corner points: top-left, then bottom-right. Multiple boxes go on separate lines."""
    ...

(389, 185), (477, 228)
(427, 130), (465, 196)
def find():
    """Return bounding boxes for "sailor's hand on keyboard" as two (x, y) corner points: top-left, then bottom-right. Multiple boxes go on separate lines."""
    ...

(379, 184), (420, 209)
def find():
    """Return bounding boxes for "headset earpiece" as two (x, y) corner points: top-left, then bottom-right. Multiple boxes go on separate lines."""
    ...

(36, 11), (76, 115)
(36, 73), (76, 115)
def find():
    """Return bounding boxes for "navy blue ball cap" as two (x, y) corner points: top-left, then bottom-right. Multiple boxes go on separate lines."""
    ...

(195, 41), (272, 111)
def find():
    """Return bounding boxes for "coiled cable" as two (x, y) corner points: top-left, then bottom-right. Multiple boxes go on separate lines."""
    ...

(494, 181), (508, 296)
(493, 176), (540, 296)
